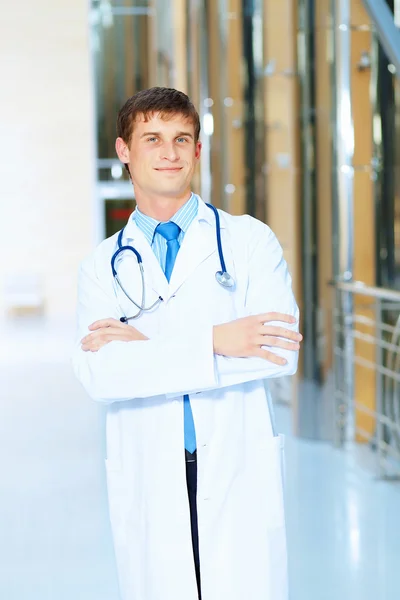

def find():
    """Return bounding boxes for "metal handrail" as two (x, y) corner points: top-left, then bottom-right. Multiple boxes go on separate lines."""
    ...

(362, 0), (400, 79)
(331, 279), (400, 479)
(331, 279), (400, 302)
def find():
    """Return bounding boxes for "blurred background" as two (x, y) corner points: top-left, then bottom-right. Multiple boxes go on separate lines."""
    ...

(0, 0), (400, 598)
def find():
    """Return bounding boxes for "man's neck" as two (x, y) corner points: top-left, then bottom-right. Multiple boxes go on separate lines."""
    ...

(135, 189), (192, 222)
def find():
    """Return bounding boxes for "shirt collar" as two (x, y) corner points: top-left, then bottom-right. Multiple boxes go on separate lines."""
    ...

(132, 192), (198, 244)
(132, 208), (159, 246)
(123, 193), (224, 241)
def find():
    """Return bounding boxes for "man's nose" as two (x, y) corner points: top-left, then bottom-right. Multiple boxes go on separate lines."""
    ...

(160, 142), (179, 161)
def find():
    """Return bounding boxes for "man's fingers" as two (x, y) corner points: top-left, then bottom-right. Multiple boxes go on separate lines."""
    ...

(257, 312), (297, 325)
(259, 325), (302, 342)
(82, 345), (99, 352)
(82, 326), (123, 342)
(256, 335), (300, 351)
(82, 334), (118, 351)
(81, 337), (105, 351)
(82, 340), (102, 352)
(88, 318), (122, 331)
(253, 348), (288, 365)
(81, 326), (142, 349)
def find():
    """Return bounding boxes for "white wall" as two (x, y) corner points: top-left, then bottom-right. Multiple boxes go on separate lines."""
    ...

(0, 0), (96, 317)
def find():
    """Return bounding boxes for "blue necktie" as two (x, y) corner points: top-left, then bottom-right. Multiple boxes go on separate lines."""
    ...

(156, 222), (197, 453)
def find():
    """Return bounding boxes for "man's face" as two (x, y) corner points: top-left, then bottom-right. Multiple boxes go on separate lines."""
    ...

(116, 112), (202, 199)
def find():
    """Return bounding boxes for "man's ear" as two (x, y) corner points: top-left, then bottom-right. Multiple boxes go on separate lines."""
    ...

(195, 140), (202, 160)
(115, 137), (130, 164)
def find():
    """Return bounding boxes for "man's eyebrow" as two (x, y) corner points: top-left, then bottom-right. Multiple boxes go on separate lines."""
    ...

(139, 131), (160, 139)
(139, 131), (194, 139)
(176, 131), (194, 139)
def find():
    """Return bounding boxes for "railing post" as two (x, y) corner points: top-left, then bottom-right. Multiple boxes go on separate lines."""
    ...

(333, 287), (345, 447)
(343, 290), (355, 444)
(375, 297), (385, 478)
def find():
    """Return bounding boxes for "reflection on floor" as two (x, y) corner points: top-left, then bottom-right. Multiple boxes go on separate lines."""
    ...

(281, 407), (400, 600)
(0, 319), (399, 600)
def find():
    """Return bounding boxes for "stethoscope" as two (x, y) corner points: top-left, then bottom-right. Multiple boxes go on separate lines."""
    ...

(111, 203), (235, 322)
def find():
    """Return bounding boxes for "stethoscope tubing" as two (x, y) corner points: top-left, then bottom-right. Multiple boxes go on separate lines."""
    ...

(111, 230), (143, 277)
(112, 203), (234, 322)
(206, 203), (228, 274)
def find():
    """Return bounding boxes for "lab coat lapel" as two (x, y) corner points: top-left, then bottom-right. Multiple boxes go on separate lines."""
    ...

(168, 218), (217, 297)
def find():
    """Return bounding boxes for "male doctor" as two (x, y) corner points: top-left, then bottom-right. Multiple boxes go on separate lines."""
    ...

(73, 87), (302, 600)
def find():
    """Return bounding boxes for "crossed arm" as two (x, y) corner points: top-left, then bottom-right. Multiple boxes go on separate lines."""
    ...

(72, 223), (301, 403)
(82, 314), (300, 364)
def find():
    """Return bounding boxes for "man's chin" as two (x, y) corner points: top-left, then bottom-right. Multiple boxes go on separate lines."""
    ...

(150, 183), (190, 198)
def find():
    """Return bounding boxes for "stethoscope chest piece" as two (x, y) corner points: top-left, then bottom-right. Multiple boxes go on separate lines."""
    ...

(215, 270), (235, 289)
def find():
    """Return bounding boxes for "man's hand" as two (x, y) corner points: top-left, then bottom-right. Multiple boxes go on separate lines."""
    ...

(213, 313), (302, 365)
(81, 318), (148, 352)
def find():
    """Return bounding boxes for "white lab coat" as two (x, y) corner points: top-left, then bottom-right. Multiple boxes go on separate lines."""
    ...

(72, 198), (299, 600)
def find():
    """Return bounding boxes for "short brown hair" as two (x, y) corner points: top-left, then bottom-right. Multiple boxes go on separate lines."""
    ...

(116, 87), (201, 146)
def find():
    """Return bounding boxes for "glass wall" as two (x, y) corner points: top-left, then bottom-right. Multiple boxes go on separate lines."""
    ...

(89, 0), (276, 225)
(91, 0), (152, 167)
(371, 0), (400, 289)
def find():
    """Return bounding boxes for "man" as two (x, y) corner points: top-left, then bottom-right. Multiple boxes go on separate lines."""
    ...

(73, 87), (301, 600)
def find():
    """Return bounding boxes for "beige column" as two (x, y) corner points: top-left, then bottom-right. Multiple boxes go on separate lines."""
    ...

(147, 0), (158, 87)
(172, 0), (188, 93)
(224, 1), (245, 215)
(263, 0), (302, 412)
(263, 0), (301, 303)
(207, 0), (224, 208)
(350, 0), (376, 442)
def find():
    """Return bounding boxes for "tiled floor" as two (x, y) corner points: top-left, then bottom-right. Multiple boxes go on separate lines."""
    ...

(1, 319), (399, 599)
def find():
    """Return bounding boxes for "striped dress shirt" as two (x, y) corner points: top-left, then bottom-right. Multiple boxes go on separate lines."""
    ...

(132, 193), (199, 270)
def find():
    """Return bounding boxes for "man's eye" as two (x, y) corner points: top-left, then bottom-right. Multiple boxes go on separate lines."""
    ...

(177, 137), (187, 143)
(147, 137), (157, 142)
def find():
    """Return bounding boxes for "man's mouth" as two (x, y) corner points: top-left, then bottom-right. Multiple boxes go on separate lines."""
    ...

(154, 167), (183, 172)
